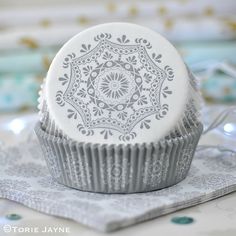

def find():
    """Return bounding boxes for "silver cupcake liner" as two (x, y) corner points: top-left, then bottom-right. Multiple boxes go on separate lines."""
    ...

(35, 122), (203, 193)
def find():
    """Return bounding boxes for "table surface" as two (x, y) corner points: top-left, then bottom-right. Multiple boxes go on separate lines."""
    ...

(0, 108), (236, 236)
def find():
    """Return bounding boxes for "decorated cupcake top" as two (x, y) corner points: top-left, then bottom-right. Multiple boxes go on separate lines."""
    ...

(45, 23), (189, 144)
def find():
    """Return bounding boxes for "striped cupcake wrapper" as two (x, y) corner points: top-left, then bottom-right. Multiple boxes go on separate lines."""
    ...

(35, 122), (203, 193)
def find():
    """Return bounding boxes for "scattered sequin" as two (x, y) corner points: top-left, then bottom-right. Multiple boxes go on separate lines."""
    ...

(6, 213), (22, 221)
(171, 216), (194, 225)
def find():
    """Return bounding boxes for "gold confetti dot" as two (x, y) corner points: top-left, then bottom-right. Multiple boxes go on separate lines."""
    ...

(19, 37), (39, 49)
(77, 16), (89, 25)
(223, 87), (232, 95)
(164, 19), (174, 30)
(128, 5), (138, 16)
(39, 19), (51, 27)
(224, 20), (236, 31)
(19, 105), (31, 113)
(203, 95), (215, 104)
(157, 6), (167, 16)
(107, 2), (116, 12)
(42, 56), (52, 71)
(204, 6), (214, 16)
(35, 75), (44, 84)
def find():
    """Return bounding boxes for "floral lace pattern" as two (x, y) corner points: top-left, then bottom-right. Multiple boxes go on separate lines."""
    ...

(55, 34), (174, 141)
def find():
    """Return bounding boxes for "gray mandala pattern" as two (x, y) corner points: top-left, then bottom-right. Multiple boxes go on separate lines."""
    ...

(56, 33), (174, 141)
(27, 190), (65, 200)
(110, 196), (163, 213)
(187, 165), (200, 177)
(188, 173), (236, 190)
(5, 162), (47, 178)
(72, 190), (126, 201)
(62, 199), (103, 214)
(146, 184), (183, 197)
(171, 191), (202, 202)
(176, 144), (195, 182)
(27, 140), (44, 160)
(202, 153), (236, 172)
(0, 179), (31, 191)
(37, 176), (69, 191)
(0, 147), (22, 166)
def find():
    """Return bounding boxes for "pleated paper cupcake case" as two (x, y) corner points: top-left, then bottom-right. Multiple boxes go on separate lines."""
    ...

(35, 122), (203, 193)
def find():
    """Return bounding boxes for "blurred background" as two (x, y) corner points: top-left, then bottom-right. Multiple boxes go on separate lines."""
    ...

(0, 0), (235, 114)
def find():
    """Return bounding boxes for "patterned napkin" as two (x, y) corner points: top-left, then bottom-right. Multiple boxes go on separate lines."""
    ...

(0, 133), (236, 232)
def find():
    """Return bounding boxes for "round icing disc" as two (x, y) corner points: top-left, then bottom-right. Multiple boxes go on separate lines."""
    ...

(45, 22), (189, 144)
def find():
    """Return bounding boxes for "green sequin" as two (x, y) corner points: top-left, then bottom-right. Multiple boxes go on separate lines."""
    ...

(171, 216), (194, 225)
(6, 213), (22, 221)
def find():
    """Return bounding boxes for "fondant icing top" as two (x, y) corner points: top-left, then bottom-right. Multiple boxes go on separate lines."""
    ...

(45, 22), (189, 144)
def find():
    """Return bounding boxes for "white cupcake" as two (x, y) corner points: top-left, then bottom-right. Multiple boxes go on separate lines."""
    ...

(35, 23), (203, 193)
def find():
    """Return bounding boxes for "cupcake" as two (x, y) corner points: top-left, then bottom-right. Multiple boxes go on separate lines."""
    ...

(35, 23), (203, 193)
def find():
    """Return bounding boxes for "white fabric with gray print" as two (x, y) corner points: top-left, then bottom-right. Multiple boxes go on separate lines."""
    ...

(0, 133), (236, 232)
